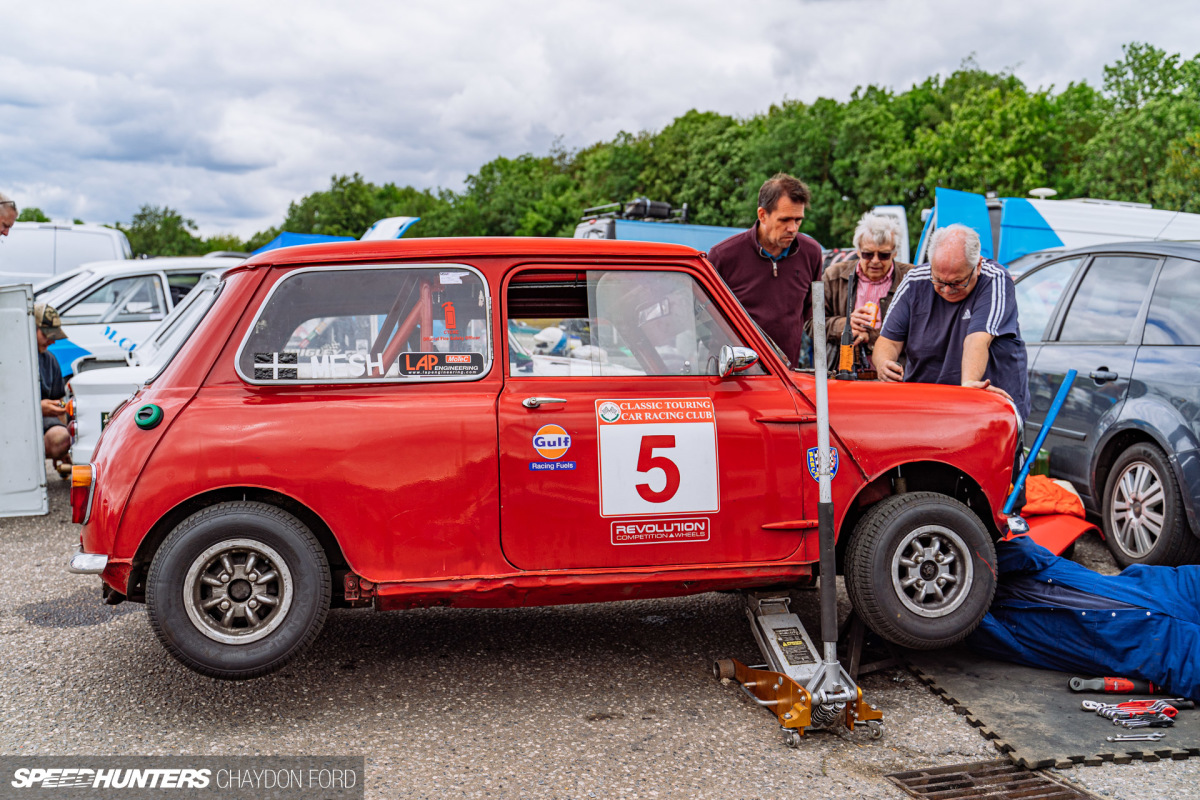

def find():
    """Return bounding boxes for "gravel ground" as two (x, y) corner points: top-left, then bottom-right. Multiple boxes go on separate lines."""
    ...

(0, 468), (1194, 798)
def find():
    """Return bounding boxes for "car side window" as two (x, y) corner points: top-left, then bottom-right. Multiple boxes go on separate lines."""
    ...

(59, 275), (166, 324)
(238, 266), (491, 383)
(1143, 258), (1200, 345)
(1013, 258), (1081, 342)
(507, 269), (761, 377)
(167, 272), (205, 306)
(1057, 256), (1157, 343)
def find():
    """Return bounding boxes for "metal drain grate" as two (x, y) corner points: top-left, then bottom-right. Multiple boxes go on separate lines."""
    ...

(887, 759), (1095, 799)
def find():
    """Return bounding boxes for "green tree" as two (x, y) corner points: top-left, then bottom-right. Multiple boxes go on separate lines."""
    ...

(284, 173), (384, 237)
(116, 205), (203, 258)
(1076, 43), (1200, 205)
(17, 207), (50, 222)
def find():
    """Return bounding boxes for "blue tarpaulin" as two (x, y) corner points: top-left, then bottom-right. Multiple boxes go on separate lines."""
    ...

(968, 536), (1200, 699)
(251, 232), (354, 255)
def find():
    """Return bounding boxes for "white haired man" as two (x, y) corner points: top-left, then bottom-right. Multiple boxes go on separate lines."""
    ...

(810, 211), (914, 366)
(873, 223), (1031, 531)
(0, 191), (16, 238)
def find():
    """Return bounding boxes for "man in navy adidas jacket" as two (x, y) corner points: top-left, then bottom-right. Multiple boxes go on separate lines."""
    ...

(873, 222), (1030, 420)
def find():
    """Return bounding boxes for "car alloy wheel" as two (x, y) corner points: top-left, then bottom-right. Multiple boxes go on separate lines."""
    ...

(890, 525), (974, 619)
(183, 539), (294, 645)
(1109, 460), (1166, 559)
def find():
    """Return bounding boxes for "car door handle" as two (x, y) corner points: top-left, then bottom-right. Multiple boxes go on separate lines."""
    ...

(1089, 369), (1118, 383)
(522, 397), (567, 409)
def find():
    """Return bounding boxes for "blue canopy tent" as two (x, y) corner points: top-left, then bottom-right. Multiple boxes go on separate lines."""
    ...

(251, 232), (355, 255)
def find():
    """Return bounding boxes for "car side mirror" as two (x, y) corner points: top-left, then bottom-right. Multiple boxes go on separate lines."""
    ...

(718, 345), (759, 378)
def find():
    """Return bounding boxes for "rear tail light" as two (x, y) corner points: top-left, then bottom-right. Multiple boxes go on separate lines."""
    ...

(66, 398), (76, 419)
(71, 464), (96, 524)
(68, 420), (77, 437)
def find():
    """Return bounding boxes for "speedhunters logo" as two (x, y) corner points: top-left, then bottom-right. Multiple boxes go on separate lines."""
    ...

(1, 756), (364, 798)
(11, 768), (210, 789)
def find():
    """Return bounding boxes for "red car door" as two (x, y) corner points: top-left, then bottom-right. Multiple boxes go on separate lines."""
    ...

(498, 265), (809, 570)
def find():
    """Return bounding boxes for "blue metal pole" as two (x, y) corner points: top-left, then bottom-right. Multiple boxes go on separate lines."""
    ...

(1003, 369), (1077, 515)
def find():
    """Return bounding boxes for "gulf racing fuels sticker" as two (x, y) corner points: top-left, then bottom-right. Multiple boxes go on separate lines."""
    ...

(595, 398), (719, 517)
(396, 351), (484, 376)
(530, 424), (576, 471)
(806, 446), (839, 481)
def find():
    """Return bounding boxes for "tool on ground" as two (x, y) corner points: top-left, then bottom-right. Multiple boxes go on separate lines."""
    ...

(712, 283), (883, 747)
(1113, 713), (1174, 728)
(1082, 698), (1193, 715)
(1070, 676), (1162, 694)
(1004, 369), (1077, 516)
(1107, 732), (1167, 742)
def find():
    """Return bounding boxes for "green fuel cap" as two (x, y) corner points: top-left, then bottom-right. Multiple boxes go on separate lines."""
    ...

(134, 404), (164, 430)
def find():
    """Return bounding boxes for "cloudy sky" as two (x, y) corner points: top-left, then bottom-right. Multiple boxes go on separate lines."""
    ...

(3, 0), (1199, 238)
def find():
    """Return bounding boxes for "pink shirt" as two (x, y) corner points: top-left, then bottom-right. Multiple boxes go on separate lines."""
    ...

(854, 263), (894, 314)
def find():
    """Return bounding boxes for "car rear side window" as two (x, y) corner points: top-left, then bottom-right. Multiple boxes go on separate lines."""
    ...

(237, 265), (491, 383)
(1057, 256), (1157, 343)
(1143, 258), (1200, 345)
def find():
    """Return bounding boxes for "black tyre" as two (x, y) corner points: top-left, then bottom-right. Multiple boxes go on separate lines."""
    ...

(844, 492), (996, 650)
(146, 501), (331, 679)
(1103, 443), (1200, 567)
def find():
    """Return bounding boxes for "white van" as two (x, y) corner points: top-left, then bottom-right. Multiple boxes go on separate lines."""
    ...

(0, 222), (132, 285)
(914, 188), (1200, 270)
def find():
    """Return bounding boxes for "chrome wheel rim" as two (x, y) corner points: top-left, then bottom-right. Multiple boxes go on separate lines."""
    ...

(183, 539), (293, 645)
(891, 525), (974, 618)
(1110, 461), (1166, 558)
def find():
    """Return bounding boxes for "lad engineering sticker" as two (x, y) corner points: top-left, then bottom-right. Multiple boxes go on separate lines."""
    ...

(595, 398), (719, 517)
(397, 351), (484, 377)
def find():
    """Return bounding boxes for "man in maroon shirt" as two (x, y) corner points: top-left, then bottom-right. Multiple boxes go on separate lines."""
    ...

(708, 173), (823, 368)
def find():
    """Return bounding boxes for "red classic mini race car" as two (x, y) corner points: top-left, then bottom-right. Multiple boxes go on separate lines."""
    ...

(70, 238), (1019, 679)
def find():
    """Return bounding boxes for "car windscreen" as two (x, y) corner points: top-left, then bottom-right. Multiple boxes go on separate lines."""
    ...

(35, 269), (95, 302)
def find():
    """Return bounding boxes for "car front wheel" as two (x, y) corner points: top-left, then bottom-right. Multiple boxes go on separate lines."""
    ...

(1103, 443), (1200, 567)
(146, 501), (331, 679)
(844, 492), (996, 650)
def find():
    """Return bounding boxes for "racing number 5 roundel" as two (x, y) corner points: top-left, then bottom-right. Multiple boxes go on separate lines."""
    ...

(595, 399), (719, 517)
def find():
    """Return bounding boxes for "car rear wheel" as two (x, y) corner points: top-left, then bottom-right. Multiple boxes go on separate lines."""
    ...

(1103, 443), (1200, 567)
(146, 501), (331, 679)
(844, 492), (996, 650)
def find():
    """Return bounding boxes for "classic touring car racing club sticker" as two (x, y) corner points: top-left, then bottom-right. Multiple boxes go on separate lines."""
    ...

(530, 424), (576, 471)
(595, 397), (719, 518)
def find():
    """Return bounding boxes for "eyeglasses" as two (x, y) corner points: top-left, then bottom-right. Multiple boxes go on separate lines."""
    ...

(0, 201), (14, 208)
(859, 250), (892, 262)
(930, 273), (974, 291)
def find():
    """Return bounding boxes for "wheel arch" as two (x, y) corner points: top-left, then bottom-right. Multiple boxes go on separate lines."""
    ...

(126, 487), (350, 603)
(838, 460), (1002, 566)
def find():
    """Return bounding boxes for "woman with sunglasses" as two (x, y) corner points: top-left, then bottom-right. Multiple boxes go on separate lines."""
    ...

(812, 211), (913, 369)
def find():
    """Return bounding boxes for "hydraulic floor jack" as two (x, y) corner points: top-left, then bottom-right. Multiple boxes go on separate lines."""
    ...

(713, 283), (883, 747)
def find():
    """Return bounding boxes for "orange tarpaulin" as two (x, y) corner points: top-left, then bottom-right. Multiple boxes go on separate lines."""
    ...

(1023, 474), (1086, 518)
(1005, 475), (1098, 556)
